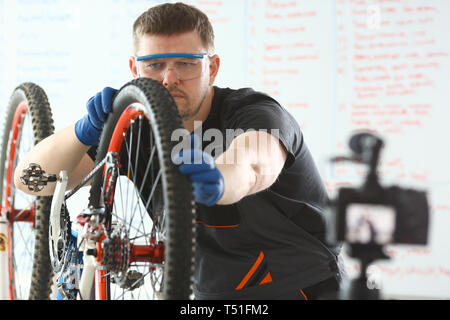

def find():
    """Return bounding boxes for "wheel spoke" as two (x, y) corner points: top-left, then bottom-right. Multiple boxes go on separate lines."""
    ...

(88, 79), (195, 300)
(3, 84), (55, 300)
(105, 115), (164, 300)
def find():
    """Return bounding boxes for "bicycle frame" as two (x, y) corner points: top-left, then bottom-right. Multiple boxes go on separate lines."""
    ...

(50, 169), (106, 300)
(50, 106), (166, 300)
(15, 79), (195, 300)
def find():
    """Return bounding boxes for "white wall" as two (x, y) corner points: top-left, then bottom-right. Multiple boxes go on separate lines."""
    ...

(1, 0), (449, 299)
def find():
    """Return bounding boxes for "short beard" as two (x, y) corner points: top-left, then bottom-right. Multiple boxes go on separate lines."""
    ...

(179, 87), (209, 121)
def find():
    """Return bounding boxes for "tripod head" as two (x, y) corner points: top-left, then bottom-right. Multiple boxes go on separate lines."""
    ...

(332, 132), (384, 194)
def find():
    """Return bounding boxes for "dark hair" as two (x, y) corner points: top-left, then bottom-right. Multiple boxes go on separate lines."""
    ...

(133, 2), (215, 53)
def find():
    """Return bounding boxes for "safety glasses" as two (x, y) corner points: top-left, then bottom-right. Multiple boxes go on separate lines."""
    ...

(135, 53), (210, 81)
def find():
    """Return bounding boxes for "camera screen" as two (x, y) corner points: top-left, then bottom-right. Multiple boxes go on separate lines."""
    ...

(345, 203), (396, 245)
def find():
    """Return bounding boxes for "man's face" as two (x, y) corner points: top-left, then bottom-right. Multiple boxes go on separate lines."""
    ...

(132, 31), (218, 122)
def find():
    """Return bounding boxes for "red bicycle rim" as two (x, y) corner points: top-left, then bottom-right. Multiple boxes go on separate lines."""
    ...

(6, 101), (35, 300)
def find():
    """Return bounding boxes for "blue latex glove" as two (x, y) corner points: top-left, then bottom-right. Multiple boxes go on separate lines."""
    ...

(75, 87), (118, 146)
(172, 134), (225, 207)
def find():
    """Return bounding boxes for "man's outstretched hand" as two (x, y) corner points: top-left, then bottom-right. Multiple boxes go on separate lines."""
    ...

(172, 134), (224, 207)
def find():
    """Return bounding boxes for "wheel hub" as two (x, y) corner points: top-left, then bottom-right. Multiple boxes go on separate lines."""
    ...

(101, 225), (165, 289)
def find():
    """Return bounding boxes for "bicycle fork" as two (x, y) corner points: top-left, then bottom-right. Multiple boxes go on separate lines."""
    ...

(77, 208), (107, 300)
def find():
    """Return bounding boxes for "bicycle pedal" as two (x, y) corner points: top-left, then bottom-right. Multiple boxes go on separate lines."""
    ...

(20, 163), (57, 192)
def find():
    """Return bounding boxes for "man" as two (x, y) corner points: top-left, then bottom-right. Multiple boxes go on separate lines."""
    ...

(15, 2), (344, 300)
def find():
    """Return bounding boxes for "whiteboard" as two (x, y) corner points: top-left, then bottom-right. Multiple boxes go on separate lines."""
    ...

(1, 0), (449, 299)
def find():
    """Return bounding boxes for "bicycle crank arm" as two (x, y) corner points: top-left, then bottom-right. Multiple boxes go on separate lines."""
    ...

(49, 170), (68, 273)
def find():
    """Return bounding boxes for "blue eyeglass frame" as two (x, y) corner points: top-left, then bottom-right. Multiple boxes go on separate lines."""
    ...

(135, 52), (209, 61)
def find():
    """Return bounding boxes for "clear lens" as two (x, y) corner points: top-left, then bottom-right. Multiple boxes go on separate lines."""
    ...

(138, 56), (207, 81)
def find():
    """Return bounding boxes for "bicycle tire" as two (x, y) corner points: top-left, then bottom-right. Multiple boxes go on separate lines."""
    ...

(89, 78), (196, 300)
(0, 82), (55, 300)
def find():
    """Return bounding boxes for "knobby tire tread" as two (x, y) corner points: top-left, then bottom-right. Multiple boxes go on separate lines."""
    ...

(90, 78), (196, 300)
(0, 82), (55, 300)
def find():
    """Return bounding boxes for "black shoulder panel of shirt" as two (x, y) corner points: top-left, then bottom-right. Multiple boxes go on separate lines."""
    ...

(207, 86), (304, 169)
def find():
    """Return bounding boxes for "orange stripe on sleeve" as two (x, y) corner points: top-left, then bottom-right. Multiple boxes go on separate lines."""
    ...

(300, 289), (308, 300)
(195, 220), (240, 228)
(235, 251), (265, 290)
(259, 272), (273, 285)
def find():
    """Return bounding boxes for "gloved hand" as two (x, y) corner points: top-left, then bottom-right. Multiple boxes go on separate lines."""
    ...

(75, 87), (118, 146)
(172, 134), (225, 207)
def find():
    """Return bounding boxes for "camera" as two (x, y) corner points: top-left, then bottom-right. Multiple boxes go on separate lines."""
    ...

(325, 132), (430, 299)
(326, 132), (429, 246)
(330, 186), (429, 246)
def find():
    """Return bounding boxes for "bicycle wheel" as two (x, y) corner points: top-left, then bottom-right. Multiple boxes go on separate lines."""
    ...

(88, 78), (196, 300)
(0, 83), (55, 300)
